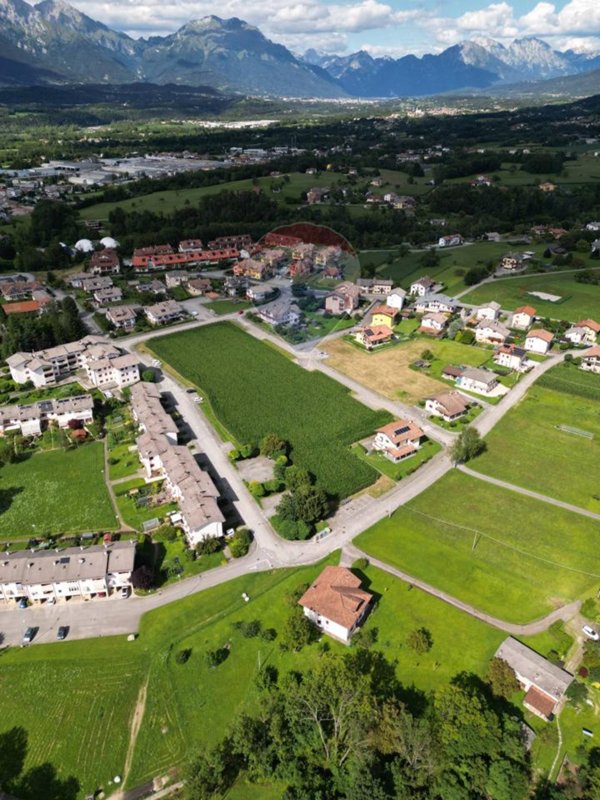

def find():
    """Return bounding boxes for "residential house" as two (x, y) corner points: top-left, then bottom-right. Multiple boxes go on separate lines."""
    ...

(6, 336), (139, 389)
(130, 381), (179, 445)
(325, 282), (360, 315)
(455, 367), (499, 396)
(438, 234), (464, 247)
(178, 239), (203, 252)
(510, 306), (536, 330)
(208, 235), (252, 251)
(106, 305), (138, 330)
(93, 286), (123, 306)
(494, 344), (529, 372)
(475, 319), (510, 345)
(0, 394), (94, 437)
(373, 418), (424, 462)
(138, 279), (166, 297)
(585, 222), (600, 232)
(499, 253), (525, 272)
(314, 246), (341, 269)
(564, 319), (600, 346)
(233, 259), (271, 281)
(87, 353), (140, 390)
(385, 288), (407, 311)
(292, 243), (316, 263)
(80, 276), (114, 293)
(307, 187), (328, 204)
(186, 278), (211, 297)
(581, 345), (600, 374)
(419, 312), (448, 335)
(354, 325), (393, 349)
(0, 280), (40, 302)
(425, 391), (470, 422)
(475, 301), (501, 321)
(246, 285), (270, 303)
(261, 249), (287, 270)
(524, 329), (554, 354)
(298, 566), (372, 643)
(2, 300), (47, 316)
(538, 181), (556, 193)
(495, 637), (573, 721)
(471, 175), (492, 187)
(410, 277), (440, 297)
(165, 270), (190, 288)
(145, 300), (184, 326)
(415, 293), (458, 315)
(371, 305), (397, 328)
(289, 260), (312, 279)
(258, 300), (301, 327)
(90, 249), (120, 275)
(0, 541), (136, 604)
(356, 278), (394, 296)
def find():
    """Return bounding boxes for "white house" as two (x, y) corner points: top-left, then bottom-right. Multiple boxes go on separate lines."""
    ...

(410, 277), (437, 297)
(145, 300), (184, 326)
(475, 301), (501, 321)
(0, 394), (94, 436)
(495, 637), (573, 721)
(419, 312), (447, 335)
(386, 288), (407, 311)
(93, 286), (123, 306)
(425, 391), (470, 422)
(438, 234), (464, 247)
(475, 319), (510, 345)
(258, 300), (301, 327)
(106, 305), (138, 330)
(524, 329), (554, 354)
(414, 293), (458, 314)
(298, 566), (372, 643)
(456, 367), (499, 396)
(581, 345), (600, 374)
(373, 418), (424, 463)
(564, 319), (600, 346)
(0, 541), (136, 604)
(494, 344), (529, 372)
(509, 306), (536, 330)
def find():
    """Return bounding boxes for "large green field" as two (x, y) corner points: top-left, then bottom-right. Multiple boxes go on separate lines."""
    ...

(461, 269), (600, 321)
(0, 555), (507, 797)
(472, 364), (600, 512)
(356, 470), (600, 623)
(148, 322), (391, 498)
(0, 443), (117, 538)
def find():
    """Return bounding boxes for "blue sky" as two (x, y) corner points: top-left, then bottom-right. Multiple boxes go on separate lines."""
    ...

(51, 0), (600, 56)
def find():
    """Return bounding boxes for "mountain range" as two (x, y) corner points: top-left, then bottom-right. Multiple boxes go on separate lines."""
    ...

(1, 0), (600, 98)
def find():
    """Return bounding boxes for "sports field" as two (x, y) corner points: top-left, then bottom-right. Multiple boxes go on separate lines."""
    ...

(473, 365), (600, 512)
(323, 335), (492, 403)
(148, 322), (391, 498)
(356, 470), (600, 623)
(462, 269), (600, 322)
(0, 443), (117, 537)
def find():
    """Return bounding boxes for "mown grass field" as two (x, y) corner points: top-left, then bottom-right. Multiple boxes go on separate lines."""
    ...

(462, 269), (600, 321)
(149, 322), (391, 498)
(356, 470), (600, 623)
(323, 335), (492, 403)
(0, 443), (117, 537)
(473, 364), (600, 512)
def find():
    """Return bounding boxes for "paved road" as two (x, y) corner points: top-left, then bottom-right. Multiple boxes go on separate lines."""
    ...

(345, 543), (582, 636)
(459, 465), (600, 521)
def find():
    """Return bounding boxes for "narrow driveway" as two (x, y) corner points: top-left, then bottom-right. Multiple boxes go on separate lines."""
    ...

(459, 465), (600, 521)
(344, 543), (582, 636)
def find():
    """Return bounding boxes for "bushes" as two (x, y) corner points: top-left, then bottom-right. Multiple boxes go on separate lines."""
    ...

(176, 648), (192, 664)
(229, 528), (252, 558)
(232, 619), (262, 638)
(196, 536), (222, 556)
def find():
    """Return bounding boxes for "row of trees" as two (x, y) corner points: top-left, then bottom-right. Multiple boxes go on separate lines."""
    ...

(1, 297), (87, 359)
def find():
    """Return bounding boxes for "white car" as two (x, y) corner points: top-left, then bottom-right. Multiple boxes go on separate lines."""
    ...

(582, 625), (599, 641)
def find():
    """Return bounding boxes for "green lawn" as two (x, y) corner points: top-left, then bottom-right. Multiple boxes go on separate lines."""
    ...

(472, 369), (600, 512)
(108, 442), (141, 481)
(462, 270), (600, 322)
(114, 478), (178, 531)
(351, 439), (442, 481)
(205, 299), (251, 315)
(0, 443), (117, 537)
(356, 470), (600, 623)
(148, 322), (392, 498)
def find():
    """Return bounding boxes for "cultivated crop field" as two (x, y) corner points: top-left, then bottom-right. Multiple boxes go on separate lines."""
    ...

(473, 364), (600, 512)
(0, 443), (117, 537)
(323, 335), (491, 403)
(149, 323), (391, 497)
(462, 269), (600, 322)
(356, 470), (600, 623)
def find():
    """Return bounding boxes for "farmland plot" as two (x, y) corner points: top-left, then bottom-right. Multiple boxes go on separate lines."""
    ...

(149, 323), (391, 498)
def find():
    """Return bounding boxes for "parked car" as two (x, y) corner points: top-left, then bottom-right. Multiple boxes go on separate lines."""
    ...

(57, 626), (69, 640)
(46, 597), (55, 605)
(22, 627), (37, 644)
(121, 586), (130, 599)
(18, 598), (28, 609)
(582, 625), (599, 641)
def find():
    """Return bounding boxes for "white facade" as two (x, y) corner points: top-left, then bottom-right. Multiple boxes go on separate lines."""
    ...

(524, 333), (552, 354)
(385, 289), (407, 311)
(475, 302), (501, 321)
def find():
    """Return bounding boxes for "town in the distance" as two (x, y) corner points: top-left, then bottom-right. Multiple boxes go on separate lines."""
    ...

(0, 80), (600, 800)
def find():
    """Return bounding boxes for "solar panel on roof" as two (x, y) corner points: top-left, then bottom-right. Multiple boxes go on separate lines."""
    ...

(396, 425), (410, 434)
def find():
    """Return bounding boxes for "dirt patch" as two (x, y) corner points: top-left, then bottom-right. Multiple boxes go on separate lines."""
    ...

(323, 338), (446, 403)
(237, 456), (275, 483)
(110, 679), (148, 799)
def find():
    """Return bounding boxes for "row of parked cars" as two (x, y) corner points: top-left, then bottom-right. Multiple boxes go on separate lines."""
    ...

(23, 625), (68, 644)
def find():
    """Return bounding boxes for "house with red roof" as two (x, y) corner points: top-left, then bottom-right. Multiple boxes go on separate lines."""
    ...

(524, 328), (554, 354)
(581, 345), (600, 374)
(372, 418), (424, 463)
(298, 566), (372, 643)
(509, 306), (536, 330)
